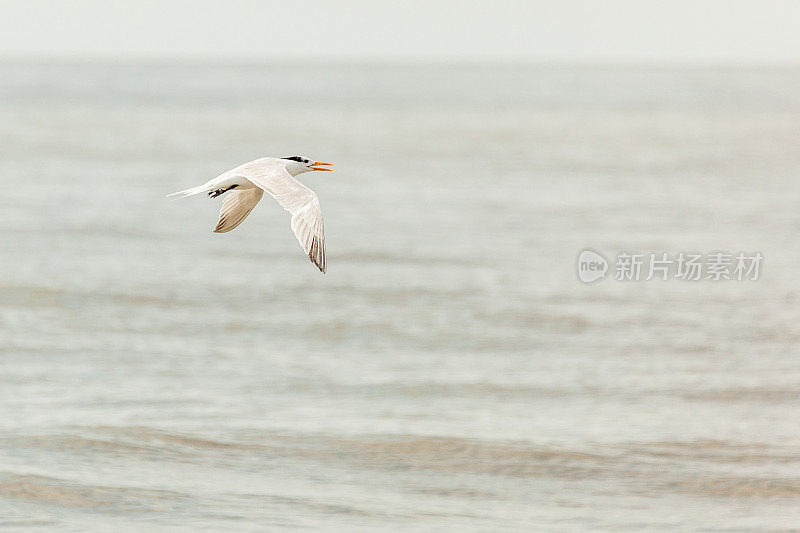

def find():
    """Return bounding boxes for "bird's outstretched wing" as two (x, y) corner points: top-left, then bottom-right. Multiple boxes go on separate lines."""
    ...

(237, 162), (326, 273)
(214, 188), (264, 233)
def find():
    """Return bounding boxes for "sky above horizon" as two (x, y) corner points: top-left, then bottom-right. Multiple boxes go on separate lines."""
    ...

(1, 0), (799, 64)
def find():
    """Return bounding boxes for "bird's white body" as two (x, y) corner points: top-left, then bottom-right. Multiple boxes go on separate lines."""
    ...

(204, 157), (309, 191)
(206, 173), (258, 193)
(168, 156), (333, 273)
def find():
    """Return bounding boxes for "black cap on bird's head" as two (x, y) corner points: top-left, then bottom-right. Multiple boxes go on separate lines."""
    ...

(281, 155), (334, 173)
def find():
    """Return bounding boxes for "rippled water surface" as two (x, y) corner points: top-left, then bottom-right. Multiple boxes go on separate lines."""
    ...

(1, 62), (800, 530)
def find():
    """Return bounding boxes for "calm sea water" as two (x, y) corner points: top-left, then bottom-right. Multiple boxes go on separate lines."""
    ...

(1, 62), (800, 531)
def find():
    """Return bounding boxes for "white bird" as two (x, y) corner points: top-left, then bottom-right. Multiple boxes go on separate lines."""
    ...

(168, 156), (334, 273)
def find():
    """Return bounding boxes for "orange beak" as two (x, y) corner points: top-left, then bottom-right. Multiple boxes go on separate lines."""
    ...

(311, 161), (334, 171)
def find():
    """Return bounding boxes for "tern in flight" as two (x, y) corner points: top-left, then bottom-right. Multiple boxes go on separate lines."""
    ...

(168, 156), (333, 273)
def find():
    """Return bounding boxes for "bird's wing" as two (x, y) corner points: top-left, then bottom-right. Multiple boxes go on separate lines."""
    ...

(238, 163), (326, 273)
(214, 188), (264, 233)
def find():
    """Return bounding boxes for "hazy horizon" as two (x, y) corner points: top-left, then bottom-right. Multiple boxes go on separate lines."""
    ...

(2, 0), (800, 65)
(3, 57), (800, 69)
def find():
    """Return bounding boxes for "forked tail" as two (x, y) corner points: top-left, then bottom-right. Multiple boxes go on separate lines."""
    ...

(166, 184), (210, 199)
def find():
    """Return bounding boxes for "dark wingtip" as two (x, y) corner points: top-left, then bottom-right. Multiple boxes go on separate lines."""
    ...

(309, 236), (326, 273)
(310, 252), (326, 273)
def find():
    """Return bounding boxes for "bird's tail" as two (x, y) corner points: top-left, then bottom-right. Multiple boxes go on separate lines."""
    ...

(166, 184), (210, 199)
